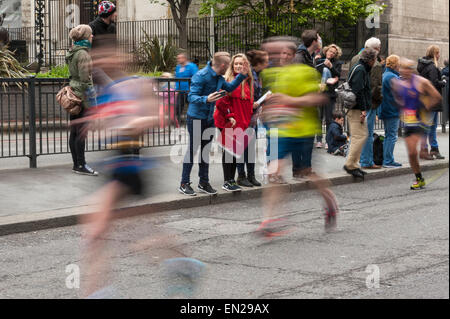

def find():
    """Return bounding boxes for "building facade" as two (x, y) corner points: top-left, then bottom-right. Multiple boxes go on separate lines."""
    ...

(382, 0), (449, 65)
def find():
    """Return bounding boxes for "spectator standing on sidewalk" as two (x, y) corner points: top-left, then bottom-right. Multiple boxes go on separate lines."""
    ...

(178, 52), (248, 196)
(214, 53), (254, 191)
(343, 48), (378, 179)
(417, 45), (446, 160)
(88, 1), (117, 88)
(294, 30), (322, 68)
(236, 50), (269, 187)
(175, 52), (198, 122)
(66, 25), (98, 176)
(379, 55), (402, 168)
(292, 30), (322, 178)
(314, 44), (343, 149)
(350, 37), (383, 170)
(88, 1), (117, 49)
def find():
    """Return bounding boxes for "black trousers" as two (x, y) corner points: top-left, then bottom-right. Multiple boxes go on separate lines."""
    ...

(317, 98), (336, 143)
(236, 139), (256, 176)
(69, 108), (86, 168)
(222, 149), (237, 182)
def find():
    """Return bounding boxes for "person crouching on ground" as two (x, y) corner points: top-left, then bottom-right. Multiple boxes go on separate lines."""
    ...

(326, 112), (348, 156)
(66, 24), (98, 176)
(214, 53), (254, 191)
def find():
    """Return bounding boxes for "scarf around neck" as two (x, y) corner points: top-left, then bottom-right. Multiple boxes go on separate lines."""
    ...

(74, 40), (92, 49)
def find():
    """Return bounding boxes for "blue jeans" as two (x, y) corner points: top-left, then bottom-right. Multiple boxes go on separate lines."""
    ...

(382, 117), (400, 165)
(360, 108), (377, 167)
(421, 111), (439, 149)
(181, 116), (214, 185)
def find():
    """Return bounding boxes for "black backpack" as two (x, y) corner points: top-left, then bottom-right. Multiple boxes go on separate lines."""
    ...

(373, 133), (384, 166)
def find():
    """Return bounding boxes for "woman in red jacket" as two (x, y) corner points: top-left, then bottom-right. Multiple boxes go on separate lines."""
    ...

(214, 53), (254, 192)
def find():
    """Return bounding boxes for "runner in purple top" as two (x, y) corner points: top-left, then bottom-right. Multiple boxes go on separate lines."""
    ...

(393, 58), (442, 190)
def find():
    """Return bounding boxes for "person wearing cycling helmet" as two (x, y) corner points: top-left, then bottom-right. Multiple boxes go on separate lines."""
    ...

(89, 1), (117, 49)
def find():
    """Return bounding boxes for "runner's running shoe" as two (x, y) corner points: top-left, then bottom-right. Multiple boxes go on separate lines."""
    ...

(324, 207), (337, 232)
(410, 177), (426, 190)
(256, 218), (293, 238)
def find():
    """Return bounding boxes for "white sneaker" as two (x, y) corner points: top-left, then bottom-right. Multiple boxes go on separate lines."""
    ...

(315, 142), (323, 149)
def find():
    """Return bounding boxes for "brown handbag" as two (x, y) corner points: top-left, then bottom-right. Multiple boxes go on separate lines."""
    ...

(56, 86), (82, 115)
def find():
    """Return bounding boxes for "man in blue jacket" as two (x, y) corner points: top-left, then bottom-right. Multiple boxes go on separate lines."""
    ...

(379, 55), (402, 168)
(179, 52), (248, 196)
(175, 52), (199, 121)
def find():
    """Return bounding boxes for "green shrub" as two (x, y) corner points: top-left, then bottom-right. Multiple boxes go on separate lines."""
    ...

(134, 30), (178, 73)
(35, 64), (70, 78)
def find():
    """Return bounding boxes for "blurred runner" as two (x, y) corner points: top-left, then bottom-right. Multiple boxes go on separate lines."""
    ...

(393, 58), (442, 190)
(75, 46), (205, 298)
(258, 38), (340, 235)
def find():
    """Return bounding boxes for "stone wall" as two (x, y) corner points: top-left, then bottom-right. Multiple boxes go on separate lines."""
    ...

(20, 0), (32, 27)
(383, 0), (449, 66)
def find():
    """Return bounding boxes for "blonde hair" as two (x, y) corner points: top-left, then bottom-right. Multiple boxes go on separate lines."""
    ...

(386, 55), (400, 70)
(322, 44), (342, 59)
(425, 45), (440, 67)
(213, 52), (231, 67)
(224, 53), (254, 100)
(161, 72), (173, 78)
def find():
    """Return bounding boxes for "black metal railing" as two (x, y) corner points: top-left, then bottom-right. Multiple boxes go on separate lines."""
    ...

(1, 77), (190, 167)
(1, 76), (447, 167)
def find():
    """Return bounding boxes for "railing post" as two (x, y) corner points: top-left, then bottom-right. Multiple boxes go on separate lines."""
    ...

(28, 78), (37, 168)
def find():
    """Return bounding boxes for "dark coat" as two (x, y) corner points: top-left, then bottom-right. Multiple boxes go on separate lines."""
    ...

(350, 51), (383, 107)
(326, 121), (347, 153)
(417, 57), (444, 92)
(348, 60), (372, 111)
(294, 44), (314, 68)
(316, 54), (342, 98)
(88, 17), (116, 48)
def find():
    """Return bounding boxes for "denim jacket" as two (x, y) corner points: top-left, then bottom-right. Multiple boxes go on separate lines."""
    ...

(187, 62), (247, 122)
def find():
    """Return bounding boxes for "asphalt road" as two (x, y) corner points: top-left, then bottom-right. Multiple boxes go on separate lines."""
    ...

(0, 170), (448, 299)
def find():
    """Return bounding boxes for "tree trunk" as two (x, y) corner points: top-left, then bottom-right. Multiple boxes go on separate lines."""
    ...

(179, 18), (188, 49)
(168, 0), (190, 50)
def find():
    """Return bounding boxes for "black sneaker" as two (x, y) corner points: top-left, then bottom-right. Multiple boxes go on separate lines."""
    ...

(343, 165), (364, 179)
(222, 180), (242, 192)
(198, 182), (218, 195)
(237, 175), (253, 187)
(75, 164), (99, 176)
(179, 183), (197, 196)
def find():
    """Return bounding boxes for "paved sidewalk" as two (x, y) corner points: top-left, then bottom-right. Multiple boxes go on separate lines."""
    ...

(0, 132), (448, 235)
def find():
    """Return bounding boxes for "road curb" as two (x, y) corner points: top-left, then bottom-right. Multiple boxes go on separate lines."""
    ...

(0, 160), (448, 236)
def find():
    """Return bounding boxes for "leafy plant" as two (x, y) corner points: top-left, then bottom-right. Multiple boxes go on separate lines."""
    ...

(135, 71), (164, 77)
(134, 30), (178, 73)
(35, 64), (70, 78)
